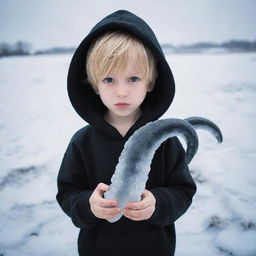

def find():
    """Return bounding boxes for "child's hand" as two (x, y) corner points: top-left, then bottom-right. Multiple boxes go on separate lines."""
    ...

(123, 189), (156, 221)
(89, 183), (121, 220)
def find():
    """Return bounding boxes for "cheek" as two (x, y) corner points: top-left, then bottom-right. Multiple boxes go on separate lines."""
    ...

(99, 91), (115, 107)
(136, 88), (148, 101)
(99, 93), (110, 104)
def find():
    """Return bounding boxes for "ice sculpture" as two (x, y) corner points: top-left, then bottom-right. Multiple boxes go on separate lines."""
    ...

(104, 117), (223, 223)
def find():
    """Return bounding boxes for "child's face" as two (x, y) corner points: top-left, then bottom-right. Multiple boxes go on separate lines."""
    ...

(95, 61), (152, 122)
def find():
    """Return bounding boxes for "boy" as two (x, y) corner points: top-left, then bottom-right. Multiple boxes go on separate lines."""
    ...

(56, 10), (196, 256)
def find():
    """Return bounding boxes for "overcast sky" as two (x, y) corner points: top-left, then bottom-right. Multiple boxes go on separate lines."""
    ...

(1, 0), (256, 51)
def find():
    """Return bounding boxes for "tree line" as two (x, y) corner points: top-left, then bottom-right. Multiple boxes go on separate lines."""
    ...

(0, 41), (31, 57)
(1, 39), (256, 58)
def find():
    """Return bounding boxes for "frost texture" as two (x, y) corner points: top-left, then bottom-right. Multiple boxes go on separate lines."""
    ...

(185, 116), (223, 142)
(104, 117), (222, 223)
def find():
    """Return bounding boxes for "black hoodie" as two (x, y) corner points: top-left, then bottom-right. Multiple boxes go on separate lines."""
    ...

(56, 10), (196, 256)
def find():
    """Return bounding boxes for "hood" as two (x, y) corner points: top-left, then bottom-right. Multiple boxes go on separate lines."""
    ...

(67, 10), (175, 139)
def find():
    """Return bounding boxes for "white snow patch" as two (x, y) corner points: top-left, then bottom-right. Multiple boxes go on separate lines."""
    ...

(1, 52), (256, 255)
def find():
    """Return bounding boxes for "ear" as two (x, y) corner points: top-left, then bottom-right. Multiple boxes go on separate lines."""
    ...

(94, 87), (99, 95)
(147, 83), (154, 92)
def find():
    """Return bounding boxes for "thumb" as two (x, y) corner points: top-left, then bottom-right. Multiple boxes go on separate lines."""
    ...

(141, 189), (151, 199)
(96, 183), (109, 196)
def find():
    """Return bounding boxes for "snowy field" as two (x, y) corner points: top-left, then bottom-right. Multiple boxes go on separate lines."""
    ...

(0, 52), (256, 256)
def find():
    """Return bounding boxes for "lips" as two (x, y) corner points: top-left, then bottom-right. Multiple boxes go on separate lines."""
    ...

(114, 102), (130, 108)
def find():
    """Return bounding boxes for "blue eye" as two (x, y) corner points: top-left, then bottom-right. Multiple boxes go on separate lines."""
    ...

(129, 76), (140, 83)
(103, 77), (113, 83)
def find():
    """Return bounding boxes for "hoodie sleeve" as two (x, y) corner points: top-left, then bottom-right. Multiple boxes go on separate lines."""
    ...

(147, 137), (197, 226)
(56, 136), (100, 229)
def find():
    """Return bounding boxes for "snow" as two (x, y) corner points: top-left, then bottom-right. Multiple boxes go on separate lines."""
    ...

(1, 52), (256, 255)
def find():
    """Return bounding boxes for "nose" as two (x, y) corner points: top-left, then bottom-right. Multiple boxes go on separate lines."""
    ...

(116, 84), (128, 97)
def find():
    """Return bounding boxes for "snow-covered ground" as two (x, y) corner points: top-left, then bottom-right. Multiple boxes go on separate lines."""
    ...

(0, 52), (255, 256)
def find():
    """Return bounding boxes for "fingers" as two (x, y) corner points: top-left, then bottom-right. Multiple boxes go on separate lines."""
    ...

(125, 190), (152, 210)
(123, 189), (156, 221)
(91, 183), (117, 206)
(93, 204), (121, 219)
(125, 200), (150, 210)
(123, 199), (152, 221)
(95, 182), (109, 196)
(98, 198), (117, 207)
(123, 206), (153, 221)
(89, 183), (121, 220)
(90, 186), (156, 221)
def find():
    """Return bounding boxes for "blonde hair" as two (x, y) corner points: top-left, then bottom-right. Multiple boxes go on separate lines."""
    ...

(85, 30), (158, 91)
